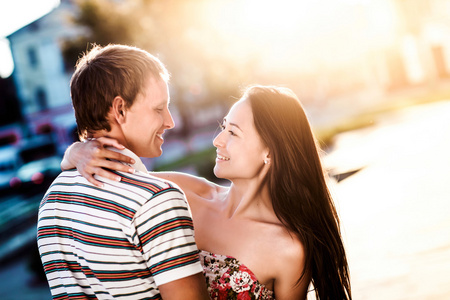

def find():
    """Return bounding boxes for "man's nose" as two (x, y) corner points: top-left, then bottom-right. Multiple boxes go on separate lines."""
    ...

(165, 109), (175, 129)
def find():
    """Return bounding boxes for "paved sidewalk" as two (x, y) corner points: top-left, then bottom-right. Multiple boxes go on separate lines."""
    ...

(323, 100), (450, 299)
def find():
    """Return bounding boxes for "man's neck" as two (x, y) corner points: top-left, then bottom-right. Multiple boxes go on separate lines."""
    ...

(90, 129), (127, 147)
(106, 147), (149, 173)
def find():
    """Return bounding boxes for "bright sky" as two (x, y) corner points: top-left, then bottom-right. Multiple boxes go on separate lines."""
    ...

(0, 0), (385, 79)
(0, 0), (60, 78)
(200, 0), (394, 73)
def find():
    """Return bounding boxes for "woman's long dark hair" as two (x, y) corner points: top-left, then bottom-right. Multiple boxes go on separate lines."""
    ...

(245, 85), (351, 300)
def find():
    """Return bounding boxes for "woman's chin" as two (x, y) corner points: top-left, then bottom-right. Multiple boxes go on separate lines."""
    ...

(213, 167), (224, 179)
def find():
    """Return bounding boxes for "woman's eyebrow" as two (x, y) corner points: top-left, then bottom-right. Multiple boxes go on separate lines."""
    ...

(222, 118), (242, 131)
(229, 122), (242, 131)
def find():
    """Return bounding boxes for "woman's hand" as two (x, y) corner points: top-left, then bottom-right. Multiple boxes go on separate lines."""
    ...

(61, 137), (135, 187)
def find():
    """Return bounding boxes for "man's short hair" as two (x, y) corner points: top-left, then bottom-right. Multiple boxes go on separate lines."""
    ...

(70, 44), (170, 140)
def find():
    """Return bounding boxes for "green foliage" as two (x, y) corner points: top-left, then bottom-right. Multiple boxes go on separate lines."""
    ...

(314, 116), (376, 149)
(61, 0), (240, 100)
(61, 0), (241, 138)
(62, 0), (144, 71)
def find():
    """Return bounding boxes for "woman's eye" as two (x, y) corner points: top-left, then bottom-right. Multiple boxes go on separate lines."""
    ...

(219, 124), (225, 130)
(228, 130), (236, 136)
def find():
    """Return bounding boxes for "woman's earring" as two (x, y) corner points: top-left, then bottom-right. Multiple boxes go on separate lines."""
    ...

(264, 160), (269, 164)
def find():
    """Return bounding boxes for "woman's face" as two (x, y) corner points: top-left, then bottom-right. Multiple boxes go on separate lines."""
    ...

(213, 98), (269, 181)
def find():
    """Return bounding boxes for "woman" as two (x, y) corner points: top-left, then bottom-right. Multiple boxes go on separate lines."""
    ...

(62, 85), (351, 299)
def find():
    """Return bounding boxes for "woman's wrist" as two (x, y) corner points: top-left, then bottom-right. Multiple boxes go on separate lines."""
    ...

(61, 142), (81, 171)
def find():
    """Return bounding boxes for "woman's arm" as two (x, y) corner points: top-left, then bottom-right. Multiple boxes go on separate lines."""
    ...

(152, 171), (222, 200)
(61, 138), (224, 195)
(61, 137), (135, 187)
(273, 240), (310, 300)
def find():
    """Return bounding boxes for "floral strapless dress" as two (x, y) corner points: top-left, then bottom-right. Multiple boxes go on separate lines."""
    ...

(199, 250), (275, 300)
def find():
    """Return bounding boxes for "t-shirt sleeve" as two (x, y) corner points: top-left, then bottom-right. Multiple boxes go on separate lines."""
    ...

(133, 186), (203, 286)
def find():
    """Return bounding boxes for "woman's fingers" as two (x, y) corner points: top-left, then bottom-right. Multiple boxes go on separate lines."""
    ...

(85, 174), (105, 188)
(81, 165), (126, 188)
(92, 167), (122, 183)
(73, 138), (136, 189)
(95, 157), (135, 174)
(95, 147), (135, 166)
(96, 136), (125, 149)
(79, 165), (105, 188)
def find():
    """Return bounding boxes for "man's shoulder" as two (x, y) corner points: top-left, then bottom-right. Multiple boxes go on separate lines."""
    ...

(50, 168), (185, 204)
(114, 170), (183, 195)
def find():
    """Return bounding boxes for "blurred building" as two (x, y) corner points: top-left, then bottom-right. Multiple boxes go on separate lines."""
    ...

(5, 0), (450, 156)
(283, 0), (450, 117)
(6, 0), (81, 155)
(369, 0), (450, 89)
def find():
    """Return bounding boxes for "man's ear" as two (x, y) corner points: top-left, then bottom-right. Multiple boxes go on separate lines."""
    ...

(112, 96), (126, 124)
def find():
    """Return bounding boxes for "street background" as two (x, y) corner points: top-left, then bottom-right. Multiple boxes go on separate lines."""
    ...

(1, 84), (450, 300)
(1, 1), (450, 299)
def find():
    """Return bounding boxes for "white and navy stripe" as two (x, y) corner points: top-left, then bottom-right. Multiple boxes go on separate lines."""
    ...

(37, 151), (202, 299)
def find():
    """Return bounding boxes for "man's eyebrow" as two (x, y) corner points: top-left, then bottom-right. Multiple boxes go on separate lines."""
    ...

(157, 98), (170, 107)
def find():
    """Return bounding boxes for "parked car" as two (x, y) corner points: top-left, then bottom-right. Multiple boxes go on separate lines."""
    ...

(0, 146), (22, 197)
(10, 156), (62, 195)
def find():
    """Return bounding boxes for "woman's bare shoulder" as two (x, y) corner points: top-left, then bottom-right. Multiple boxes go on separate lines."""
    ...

(270, 229), (308, 299)
(265, 226), (310, 300)
(264, 224), (305, 262)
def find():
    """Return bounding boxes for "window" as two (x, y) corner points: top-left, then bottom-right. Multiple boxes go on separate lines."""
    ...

(27, 47), (38, 68)
(36, 88), (48, 110)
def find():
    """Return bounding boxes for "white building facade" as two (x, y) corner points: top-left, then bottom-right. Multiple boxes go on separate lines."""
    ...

(7, 0), (83, 154)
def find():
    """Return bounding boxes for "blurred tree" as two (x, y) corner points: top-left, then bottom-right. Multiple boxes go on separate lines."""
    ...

(62, 0), (144, 71)
(61, 0), (245, 137)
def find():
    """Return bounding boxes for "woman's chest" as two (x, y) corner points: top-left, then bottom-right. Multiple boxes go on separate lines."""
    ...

(194, 211), (280, 288)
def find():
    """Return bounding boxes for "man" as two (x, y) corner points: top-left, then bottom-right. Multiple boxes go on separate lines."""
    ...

(37, 44), (209, 299)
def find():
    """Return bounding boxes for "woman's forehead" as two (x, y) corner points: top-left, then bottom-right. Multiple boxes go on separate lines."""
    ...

(226, 99), (252, 120)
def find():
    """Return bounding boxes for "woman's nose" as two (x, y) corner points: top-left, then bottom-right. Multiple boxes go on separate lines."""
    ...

(213, 130), (224, 148)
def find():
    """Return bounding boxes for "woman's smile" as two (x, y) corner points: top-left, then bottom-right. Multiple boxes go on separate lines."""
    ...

(216, 154), (230, 161)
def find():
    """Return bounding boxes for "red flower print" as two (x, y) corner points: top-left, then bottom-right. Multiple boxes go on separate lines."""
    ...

(237, 292), (252, 300)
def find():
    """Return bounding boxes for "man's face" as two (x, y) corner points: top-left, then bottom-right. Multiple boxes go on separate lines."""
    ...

(121, 76), (174, 158)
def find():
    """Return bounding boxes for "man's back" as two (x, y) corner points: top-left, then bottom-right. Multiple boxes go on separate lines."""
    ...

(37, 165), (202, 299)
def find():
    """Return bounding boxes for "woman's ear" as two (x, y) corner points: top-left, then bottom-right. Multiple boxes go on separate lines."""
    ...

(112, 96), (126, 124)
(264, 151), (271, 165)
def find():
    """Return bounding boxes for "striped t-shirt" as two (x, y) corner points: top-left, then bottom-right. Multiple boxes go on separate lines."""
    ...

(37, 149), (203, 299)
